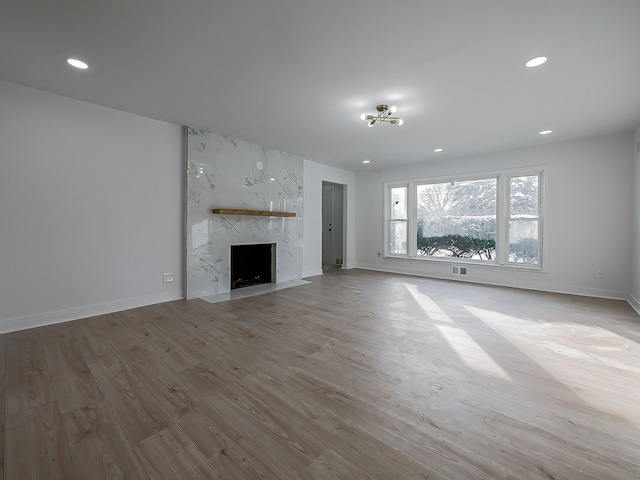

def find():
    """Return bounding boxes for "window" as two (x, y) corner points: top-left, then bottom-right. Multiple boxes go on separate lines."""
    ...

(508, 175), (540, 265)
(384, 168), (544, 268)
(387, 185), (408, 255)
(416, 178), (497, 260)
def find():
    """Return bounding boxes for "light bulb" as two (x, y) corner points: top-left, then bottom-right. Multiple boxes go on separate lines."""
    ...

(368, 120), (375, 127)
(397, 119), (404, 126)
(67, 58), (89, 69)
(389, 106), (398, 114)
(539, 130), (552, 135)
(360, 113), (367, 121)
(525, 56), (547, 68)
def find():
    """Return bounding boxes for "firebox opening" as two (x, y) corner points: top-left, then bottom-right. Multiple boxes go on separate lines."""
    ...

(230, 243), (275, 290)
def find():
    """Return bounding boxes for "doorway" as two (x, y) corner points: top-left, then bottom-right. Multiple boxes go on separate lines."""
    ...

(322, 181), (345, 269)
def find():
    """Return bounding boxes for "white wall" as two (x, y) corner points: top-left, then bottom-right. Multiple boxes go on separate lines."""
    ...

(631, 125), (640, 311)
(0, 81), (183, 332)
(303, 160), (356, 278)
(355, 133), (634, 299)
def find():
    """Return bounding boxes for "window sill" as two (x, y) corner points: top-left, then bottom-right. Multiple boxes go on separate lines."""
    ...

(383, 254), (545, 273)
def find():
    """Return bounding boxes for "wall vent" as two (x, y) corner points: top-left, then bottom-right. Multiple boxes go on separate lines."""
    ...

(452, 266), (468, 275)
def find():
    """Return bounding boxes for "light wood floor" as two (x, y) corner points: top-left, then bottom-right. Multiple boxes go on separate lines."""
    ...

(2, 268), (640, 479)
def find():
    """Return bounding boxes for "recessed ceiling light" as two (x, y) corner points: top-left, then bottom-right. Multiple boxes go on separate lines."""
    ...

(67, 58), (89, 70)
(362, 160), (370, 164)
(539, 130), (553, 135)
(524, 56), (547, 68)
(433, 148), (443, 153)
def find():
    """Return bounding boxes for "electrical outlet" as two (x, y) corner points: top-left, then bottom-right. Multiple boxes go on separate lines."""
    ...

(595, 270), (603, 279)
(257, 161), (263, 170)
(163, 272), (174, 283)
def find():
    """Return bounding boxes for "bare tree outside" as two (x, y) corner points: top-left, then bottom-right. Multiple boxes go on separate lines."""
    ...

(508, 175), (539, 264)
(416, 178), (497, 259)
(388, 172), (541, 264)
(389, 186), (407, 254)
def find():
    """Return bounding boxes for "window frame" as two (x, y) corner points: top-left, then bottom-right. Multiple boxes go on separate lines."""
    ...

(384, 182), (409, 256)
(383, 166), (547, 270)
(504, 172), (544, 267)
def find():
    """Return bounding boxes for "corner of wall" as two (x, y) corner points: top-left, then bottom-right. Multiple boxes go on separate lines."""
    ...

(631, 124), (640, 304)
(627, 293), (640, 317)
(303, 269), (323, 278)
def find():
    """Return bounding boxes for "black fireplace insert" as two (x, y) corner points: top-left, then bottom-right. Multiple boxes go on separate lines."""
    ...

(230, 243), (275, 290)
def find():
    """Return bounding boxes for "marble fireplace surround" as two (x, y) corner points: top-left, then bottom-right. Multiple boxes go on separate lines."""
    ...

(185, 127), (304, 299)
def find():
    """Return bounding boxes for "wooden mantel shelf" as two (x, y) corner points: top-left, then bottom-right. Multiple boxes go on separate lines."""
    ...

(212, 208), (296, 217)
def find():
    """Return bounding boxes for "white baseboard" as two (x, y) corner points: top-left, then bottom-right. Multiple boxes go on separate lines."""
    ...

(303, 269), (323, 278)
(0, 292), (184, 334)
(356, 264), (629, 302)
(627, 294), (640, 316)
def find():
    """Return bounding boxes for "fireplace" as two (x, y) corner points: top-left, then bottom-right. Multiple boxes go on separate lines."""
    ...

(230, 243), (276, 290)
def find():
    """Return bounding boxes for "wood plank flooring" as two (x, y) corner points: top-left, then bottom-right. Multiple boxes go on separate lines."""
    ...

(3, 268), (640, 479)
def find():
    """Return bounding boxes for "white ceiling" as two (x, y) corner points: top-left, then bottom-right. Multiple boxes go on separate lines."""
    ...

(2, 0), (640, 171)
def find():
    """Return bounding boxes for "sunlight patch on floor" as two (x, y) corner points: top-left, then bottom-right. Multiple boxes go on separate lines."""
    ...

(464, 305), (640, 374)
(404, 283), (454, 325)
(537, 339), (640, 375)
(404, 282), (511, 380)
(437, 323), (513, 380)
(463, 305), (531, 328)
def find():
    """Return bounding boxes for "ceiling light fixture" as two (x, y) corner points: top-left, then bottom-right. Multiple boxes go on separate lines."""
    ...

(539, 130), (553, 135)
(67, 58), (89, 70)
(360, 104), (404, 127)
(524, 56), (547, 68)
(433, 148), (443, 152)
(362, 160), (370, 164)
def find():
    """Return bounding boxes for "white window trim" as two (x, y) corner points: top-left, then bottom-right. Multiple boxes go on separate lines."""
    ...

(383, 166), (547, 271)
(384, 181), (409, 257)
